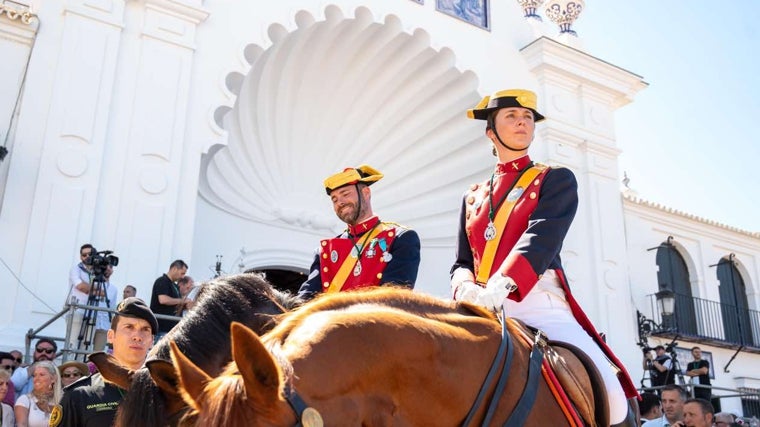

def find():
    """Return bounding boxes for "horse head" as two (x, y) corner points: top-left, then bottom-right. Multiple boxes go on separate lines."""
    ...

(169, 288), (512, 426)
(112, 273), (302, 427)
(172, 322), (293, 426)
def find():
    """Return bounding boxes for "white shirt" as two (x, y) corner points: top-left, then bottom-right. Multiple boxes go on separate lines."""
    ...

(1, 402), (14, 427)
(642, 414), (677, 427)
(67, 262), (91, 306)
(14, 394), (50, 427)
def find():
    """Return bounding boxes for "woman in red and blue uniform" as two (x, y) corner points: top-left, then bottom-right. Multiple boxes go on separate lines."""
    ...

(450, 89), (639, 426)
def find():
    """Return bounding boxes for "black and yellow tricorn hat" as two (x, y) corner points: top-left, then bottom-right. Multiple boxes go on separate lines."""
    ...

(467, 89), (545, 122)
(324, 165), (383, 195)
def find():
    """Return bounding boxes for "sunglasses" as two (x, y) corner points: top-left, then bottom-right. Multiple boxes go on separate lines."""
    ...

(35, 348), (55, 354)
(61, 372), (83, 378)
(0, 364), (12, 371)
(14, 358), (22, 363)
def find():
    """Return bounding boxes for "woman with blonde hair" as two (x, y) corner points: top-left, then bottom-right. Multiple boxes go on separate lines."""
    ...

(14, 360), (62, 427)
(0, 368), (15, 427)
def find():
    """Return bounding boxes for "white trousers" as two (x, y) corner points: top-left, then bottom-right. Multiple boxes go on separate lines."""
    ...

(505, 271), (628, 423)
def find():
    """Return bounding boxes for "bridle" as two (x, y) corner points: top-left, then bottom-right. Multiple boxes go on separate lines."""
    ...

(461, 306), (547, 427)
(284, 384), (323, 427)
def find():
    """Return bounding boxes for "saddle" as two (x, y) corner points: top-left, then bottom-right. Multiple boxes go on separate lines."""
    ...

(510, 319), (609, 427)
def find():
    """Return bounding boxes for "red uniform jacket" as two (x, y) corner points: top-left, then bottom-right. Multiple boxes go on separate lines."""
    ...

(452, 155), (638, 398)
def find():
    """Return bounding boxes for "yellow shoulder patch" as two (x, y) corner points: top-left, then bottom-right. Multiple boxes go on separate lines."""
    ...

(49, 404), (63, 427)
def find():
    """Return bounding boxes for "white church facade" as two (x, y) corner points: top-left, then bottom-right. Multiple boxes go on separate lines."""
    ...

(1, 0), (758, 417)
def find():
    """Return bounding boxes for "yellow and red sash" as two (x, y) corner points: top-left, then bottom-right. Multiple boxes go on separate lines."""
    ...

(475, 165), (546, 284)
(319, 223), (399, 293)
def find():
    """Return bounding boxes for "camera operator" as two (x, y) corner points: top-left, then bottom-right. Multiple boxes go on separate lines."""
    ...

(644, 345), (676, 393)
(66, 244), (95, 350)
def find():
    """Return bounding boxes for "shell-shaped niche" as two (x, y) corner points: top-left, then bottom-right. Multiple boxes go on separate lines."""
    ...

(200, 5), (491, 242)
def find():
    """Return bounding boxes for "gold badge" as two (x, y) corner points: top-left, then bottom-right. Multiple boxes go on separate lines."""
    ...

(301, 407), (324, 427)
(49, 405), (63, 427)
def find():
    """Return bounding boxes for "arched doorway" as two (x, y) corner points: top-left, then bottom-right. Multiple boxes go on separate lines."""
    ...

(717, 255), (755, 346)
(656, 241), (697, 334)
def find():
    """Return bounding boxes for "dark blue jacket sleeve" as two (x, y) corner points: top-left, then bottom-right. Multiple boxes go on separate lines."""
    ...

(450, 197), (474, 276)
(379, 228), (421, 288)
(510, 167), (578, 278)
(297, 250), (323, 300)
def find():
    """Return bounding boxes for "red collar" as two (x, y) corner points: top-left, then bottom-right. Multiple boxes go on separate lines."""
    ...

(347, 216), (380, 237)
(494, 155), (532, 174)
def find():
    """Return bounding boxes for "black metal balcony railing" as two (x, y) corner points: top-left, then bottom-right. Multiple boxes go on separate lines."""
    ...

(645, 292), (760, 351)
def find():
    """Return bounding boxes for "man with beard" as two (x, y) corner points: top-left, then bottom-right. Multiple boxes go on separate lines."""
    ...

(298, 165), (421, 300)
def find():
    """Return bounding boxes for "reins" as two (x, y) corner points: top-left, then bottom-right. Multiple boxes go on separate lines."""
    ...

(462, 306), (547, 427)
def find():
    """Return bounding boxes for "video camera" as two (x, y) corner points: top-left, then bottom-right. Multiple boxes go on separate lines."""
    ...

(84, 249), (119, 275)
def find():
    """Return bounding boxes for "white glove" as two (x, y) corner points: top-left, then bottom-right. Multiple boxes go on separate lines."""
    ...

(450, 267), (476, 299)
(454, 280), (482, 303)
(475, 274), (517, 311)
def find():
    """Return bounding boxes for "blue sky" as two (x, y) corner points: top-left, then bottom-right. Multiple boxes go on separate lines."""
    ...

(576, 2), (759, 232)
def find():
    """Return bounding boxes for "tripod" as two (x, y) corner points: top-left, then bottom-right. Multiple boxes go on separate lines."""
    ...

(75, 270), (112, 360)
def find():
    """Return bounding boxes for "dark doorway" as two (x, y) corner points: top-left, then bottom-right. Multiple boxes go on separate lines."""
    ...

(656, 242), (697, 334)
(717, 257), (754, 346)
(247, 268), (307, 295)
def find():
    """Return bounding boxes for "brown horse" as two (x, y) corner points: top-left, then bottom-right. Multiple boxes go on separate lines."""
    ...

(170, 288), (603, 426)
(90, 273), (302, 427)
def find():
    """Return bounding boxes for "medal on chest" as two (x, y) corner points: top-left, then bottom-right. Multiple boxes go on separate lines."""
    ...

(484, 221), (496, 241)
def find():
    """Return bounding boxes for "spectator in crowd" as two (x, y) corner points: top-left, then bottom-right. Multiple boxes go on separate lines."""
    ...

(176, 276), (197, 317)
(55, 297), (157, 427)
(677, 398), (714, 427)
(639, 392), (662, 424)
(0, 353), (15, 407)
(644, 345), (675, 392)
(11, 338), (57, 399)
(298, 165), (421, 300)
(149, 260), (188, 340)
(14, 360), (62, 427)
(56, 362), (89, 389)
(122, 285), (136, 301)
(9, 351), (22, 370)
(0, 368), (14, 427)
(684, 346), (711, 401)
(66, 244), (95, 350)
(643, 384), (687, 426)
(713, 412), (737, 427)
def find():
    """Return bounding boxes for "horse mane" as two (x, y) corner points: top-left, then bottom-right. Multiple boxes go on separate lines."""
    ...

(115, 273), (302, 427)
(173, 290), (501, 426)
(266, 286), (495, 344)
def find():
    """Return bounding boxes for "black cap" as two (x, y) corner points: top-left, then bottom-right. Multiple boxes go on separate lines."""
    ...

(116, 297), (158, 334)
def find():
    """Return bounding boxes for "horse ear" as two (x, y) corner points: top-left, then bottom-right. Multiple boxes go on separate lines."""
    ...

(230, 321), (282, 405)
(169, 340), (212, 410)
(89, 351), (132, 390)
(146, 359), (185, 411)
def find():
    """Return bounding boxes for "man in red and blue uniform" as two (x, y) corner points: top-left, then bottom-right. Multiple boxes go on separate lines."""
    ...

(298, 165), (420, 300)
(450, 89), (639, 426)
